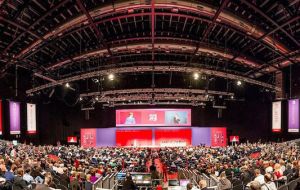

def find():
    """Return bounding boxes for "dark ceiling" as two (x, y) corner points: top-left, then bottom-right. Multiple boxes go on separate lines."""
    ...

(0, 0), (299, 105)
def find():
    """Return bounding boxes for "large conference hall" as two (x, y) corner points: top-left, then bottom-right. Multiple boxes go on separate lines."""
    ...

(0, 0), (299, 190)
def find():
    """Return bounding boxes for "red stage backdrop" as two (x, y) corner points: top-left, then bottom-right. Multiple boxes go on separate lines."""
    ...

(80, 129), (96, 147)
(116, 130), (153, 147)
(116, 109), (191, 127)
(211, 128), (227, 147)
(155, 129), (192, 147)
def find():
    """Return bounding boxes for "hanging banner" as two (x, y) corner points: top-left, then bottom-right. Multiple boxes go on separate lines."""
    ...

(0, 100), (2, 135)
(288, 99), (299, 132)
(272, 101), (282, 132)
(27, 103), (36, 134)
(9, 101), (21, 135)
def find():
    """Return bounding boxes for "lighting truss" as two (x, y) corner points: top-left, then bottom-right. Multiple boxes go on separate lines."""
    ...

(80, 88), (233, 107)
(27, 66), (280, 94)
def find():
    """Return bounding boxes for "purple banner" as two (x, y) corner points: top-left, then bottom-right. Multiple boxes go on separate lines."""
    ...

(96, 128), (116, 146)
(288, 99), (299, 132)
(192, 127), (211, 146)
(10, 101), (21, 135)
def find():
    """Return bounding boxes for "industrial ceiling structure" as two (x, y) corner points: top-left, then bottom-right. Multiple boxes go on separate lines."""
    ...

(0, 0), (299, 106)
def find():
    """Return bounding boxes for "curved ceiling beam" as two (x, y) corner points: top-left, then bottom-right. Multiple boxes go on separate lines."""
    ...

(1, 0), (71, 55)
(240, 0), (299, 47)
(14, 0), (289, 61)
(26, 65), (280, 94)
(46, 42), (261, 70)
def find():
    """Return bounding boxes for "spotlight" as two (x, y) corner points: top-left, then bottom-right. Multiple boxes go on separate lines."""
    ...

(193, 73), (199, 80)
(237, 80), (242, 86)
(231, 95), (234, 99)
(108, 74), (115, 81)
(79, 97), (83, 101)
(65, 83), (70, 88)
(95, 96), (99, 101)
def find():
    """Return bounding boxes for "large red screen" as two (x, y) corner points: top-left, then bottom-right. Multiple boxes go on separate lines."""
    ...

(116, 109), (191, 127)
(116, 130), (153, 147)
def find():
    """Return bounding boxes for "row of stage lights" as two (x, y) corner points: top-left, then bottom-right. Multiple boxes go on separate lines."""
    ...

(65, 73), (242, 88)
(193, 72), (242, 86)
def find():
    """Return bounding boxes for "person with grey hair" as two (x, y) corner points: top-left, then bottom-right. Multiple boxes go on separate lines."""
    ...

(218, 171), (232, 190)
(250, 181), (262, 190)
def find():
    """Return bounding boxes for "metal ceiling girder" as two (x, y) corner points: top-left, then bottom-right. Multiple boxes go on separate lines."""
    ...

(200, 0), (230, 42)
(230, 15), (300, 64)
(46, 41), (261, 70)
(80, 88), (234, 98)
(190, 0), (229, 63)
(26, 65), (280, 94)
(76, 0), (112, 55)
(240, 0), (300, 47)
(0, 16), (40, 38)
(79, 88), (233, 104)
(1, 0), (71, 55)
(12, 0), (290, 63)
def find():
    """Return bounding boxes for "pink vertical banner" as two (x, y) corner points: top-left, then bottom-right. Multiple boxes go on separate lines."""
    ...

(80, 128), (96, 148)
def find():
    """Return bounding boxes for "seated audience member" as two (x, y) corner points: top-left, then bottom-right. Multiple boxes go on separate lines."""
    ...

(241, 167), (252, 185)
(264, 161), (273, 174)
(23, 168), (35, 184)
(250, 181), (262, 190)
(273, 163), (283, 180)
(90, 169), (98, 183)
(186, 183), (193, 190)
(199, 180), (208, 190)
(261, 173), (277, 190)
(60, 168), (70, 188)
(218, 171), (232, 190)
(70, 172), (80, 190)
(13, 168), (29, 190)
(84, 174), (92, 190)
(4, 164), (16, 182)
(122, 173), (136, 190)
(254, 169), (265, 185)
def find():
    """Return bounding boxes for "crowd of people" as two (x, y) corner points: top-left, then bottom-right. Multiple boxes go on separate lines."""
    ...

(0, 140), (299, 190)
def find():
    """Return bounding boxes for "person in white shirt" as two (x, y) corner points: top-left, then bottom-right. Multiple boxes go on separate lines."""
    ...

(23, 168), (34, 184)
(254, 169), (265, 185)
(261, 173), (277, 190)
(264, 161), (273, 174)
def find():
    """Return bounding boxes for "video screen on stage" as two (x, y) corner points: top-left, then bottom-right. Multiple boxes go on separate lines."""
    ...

(116, 109), (191, 127)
